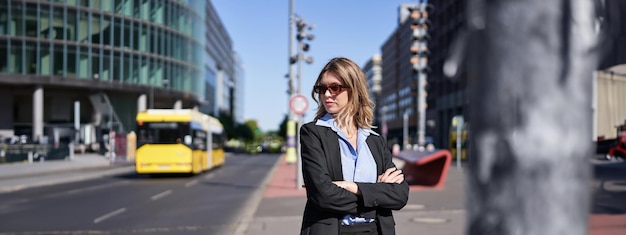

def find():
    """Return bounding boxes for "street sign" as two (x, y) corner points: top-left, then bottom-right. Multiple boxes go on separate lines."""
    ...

(290, 94), (308, 115)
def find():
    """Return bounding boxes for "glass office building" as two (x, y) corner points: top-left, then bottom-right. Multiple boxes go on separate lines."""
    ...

(1, 0), (206, 95)
(0, 1), (235, 144)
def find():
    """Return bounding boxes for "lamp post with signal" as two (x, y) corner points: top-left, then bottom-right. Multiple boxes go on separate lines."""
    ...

(409, 3), (431, 149)
(292, 15), (314, 190)
(286, 0), (315, 189)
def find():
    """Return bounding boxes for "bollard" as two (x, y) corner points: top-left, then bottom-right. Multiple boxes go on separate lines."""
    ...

(28, 151), (33, 164)
(69, 142), (75, 160)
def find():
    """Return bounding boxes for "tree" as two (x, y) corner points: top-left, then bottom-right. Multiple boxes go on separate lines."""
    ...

(217, 110), (236, 139)
(278, 114), (289, 139)
(236, 123), (254, 141)
(244, 120), (263, 142)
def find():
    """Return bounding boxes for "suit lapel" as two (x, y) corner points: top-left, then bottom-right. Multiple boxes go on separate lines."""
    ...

(367, 137), (384, 175)
(321, 126), (385, 179)
(321, 126), (343, 181)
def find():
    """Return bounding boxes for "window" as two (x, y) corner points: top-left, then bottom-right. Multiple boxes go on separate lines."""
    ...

(193, 130), (206, 150)
(136, 122), (191, 147)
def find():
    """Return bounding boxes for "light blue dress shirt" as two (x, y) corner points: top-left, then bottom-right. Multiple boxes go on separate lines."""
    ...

(315, 114), (379, 225)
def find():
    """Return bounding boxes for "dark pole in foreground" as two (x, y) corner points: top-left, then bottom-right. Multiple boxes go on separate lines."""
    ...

(466, 0), (600, 234)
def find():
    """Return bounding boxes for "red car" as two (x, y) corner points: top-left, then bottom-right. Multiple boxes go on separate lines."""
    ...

(608, 133), (626, 160)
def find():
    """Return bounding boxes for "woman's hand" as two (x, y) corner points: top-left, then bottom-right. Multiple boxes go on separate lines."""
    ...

(377, 167), (404, 184)
(332, 181), (360, 195)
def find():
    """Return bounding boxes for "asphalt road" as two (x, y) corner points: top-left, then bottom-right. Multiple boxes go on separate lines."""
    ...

(591, 159), (626, 214)
(0, 153), (280, 235)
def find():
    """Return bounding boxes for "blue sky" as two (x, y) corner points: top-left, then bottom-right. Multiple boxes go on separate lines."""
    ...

(212, 0), (414, 131)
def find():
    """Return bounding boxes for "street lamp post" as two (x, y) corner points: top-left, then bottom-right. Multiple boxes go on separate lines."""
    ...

(403, 111), (409, 150)
(409, 3), (431, 149)
(286, 3), (315, 189)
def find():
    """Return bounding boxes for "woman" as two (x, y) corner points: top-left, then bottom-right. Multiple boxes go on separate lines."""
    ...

(300, 57), (409, 235)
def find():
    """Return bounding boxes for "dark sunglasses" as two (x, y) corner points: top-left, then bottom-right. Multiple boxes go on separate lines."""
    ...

(313, 84), (349, 95)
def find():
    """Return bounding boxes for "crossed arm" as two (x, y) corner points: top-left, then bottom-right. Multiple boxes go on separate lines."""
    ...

(332, 167), (404, 195)
(300, 125), (409, 214)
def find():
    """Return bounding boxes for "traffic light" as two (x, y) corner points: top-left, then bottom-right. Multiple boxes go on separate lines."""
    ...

(287, 77), (294, 94)
(409, 3), (430, 110)
(409, 3), (432, 147)
(295, 16), (315, 63)
(287, 15), (315, 98)
(409, 4), (431, 73)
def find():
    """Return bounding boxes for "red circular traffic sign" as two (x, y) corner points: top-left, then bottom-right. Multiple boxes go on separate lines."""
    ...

(290, 94), (309, 115)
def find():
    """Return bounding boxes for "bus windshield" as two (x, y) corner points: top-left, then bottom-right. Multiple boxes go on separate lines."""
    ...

(137, 122), (191, 146)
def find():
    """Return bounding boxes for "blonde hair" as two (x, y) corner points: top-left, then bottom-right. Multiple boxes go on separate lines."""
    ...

(311, 57), (375, 130)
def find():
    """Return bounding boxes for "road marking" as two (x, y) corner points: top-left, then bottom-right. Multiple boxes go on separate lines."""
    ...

(185, 180), (198, 187)
(45, 181), (131, 198)
(204, 172), (215, 180)
(411, 217), (450, 224)
(602, 181), (626, 192)
(94, 208), (126, 224)
(151, 190), (172, 201)
(8, 198), (30, 204)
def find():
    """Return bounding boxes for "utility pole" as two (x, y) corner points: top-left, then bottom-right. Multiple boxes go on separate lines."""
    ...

(285, 0), (297, 166)
(293, 14), (314, 190)
(409, 3), (430, 149)
(464, 0), (600, 234)
(288, 0), (295, 100)
(285, 0), (315, 189)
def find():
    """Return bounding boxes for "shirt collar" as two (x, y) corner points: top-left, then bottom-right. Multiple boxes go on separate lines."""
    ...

(315, 113), (379, 137)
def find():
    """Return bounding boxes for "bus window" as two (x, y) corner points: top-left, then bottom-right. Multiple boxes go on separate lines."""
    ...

(193, 130), (207, 150)
(136, 122), (191, 147)
(211, 132), (225, 150)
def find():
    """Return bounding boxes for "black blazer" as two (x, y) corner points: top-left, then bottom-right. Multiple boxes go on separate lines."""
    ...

(299, 122), (409, 235)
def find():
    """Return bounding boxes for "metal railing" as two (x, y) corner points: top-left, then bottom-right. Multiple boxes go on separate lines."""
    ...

(0, 143), (71, 164)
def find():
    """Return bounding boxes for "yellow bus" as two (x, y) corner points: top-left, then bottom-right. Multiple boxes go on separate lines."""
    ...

(135, 109), (225, 175)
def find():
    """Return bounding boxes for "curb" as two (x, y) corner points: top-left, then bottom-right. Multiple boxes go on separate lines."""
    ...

(0, 166), (136, 194)
(232, 154), (284, 235)
(0, 164), (114, 180)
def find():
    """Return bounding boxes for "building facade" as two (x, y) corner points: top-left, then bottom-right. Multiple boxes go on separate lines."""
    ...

(0, 0), (238, 146)
(233, 52), (245, 123)
(377, 1), (466, 149)
(377, 0), (625, 152)
(202, 0), (235, 117)
(427, 0), (467, 149)
(362, 54), (383, 132)
(379, 3), (424, 148)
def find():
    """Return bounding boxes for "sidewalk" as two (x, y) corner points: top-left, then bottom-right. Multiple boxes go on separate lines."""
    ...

(243, 155), (467, 235)
(0, 153), (135, 193)
(242, 155), (626, 235)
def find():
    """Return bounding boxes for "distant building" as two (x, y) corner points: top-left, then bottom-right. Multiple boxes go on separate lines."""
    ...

(375, 1), (466, 149)
(202, 0), (238, 118)
(0, 1), (241, 145)
(362, 54), (383, 132)
(233, 52), (245, 123)
(427, 0), (467, 149)
(598, 0), (626, 70)
(376, 0), (626, 151)
(379, 3), (424, 148)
